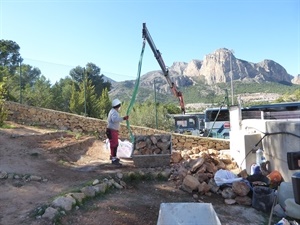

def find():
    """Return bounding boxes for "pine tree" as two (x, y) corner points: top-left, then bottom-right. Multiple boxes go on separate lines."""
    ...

(69, 82), (82, 114)
(98, 88), (111, 119)
(22, 76), (53, 108)
(78, 78), (100, 118)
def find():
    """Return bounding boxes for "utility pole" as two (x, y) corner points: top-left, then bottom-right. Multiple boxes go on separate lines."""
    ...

(154, 78), (158, 129)
(83, 68), (87, 116)
(224, 89), (230, 108)
(19, 58), (23, 104)
(230, 49), (235, 105)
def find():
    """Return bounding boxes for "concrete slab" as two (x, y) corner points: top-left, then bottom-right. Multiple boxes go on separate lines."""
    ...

(157, 203), (221, 225)
(132, 154), (170, 168)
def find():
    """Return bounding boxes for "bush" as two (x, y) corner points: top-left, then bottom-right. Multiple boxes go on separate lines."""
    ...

(0, 99), (8, 127)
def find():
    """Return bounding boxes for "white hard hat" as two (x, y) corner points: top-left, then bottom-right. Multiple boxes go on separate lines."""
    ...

(112, 99), (121, 107)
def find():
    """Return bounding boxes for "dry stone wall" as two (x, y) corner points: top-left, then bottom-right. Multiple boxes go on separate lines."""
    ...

(4, 101), (229, 151)
(133, 134), (172, 156)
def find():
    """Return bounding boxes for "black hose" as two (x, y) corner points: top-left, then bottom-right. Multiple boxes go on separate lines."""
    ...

(239, 131), (300, 168)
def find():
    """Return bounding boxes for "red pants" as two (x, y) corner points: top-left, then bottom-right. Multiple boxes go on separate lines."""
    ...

(108, 129), (119, 157)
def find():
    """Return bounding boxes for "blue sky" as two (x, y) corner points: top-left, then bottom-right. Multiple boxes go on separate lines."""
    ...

(1, 0), (299, 85)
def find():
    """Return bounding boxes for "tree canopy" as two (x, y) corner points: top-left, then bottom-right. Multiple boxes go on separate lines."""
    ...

(69, 62), (111, 98)
(0, 40), (22, 76)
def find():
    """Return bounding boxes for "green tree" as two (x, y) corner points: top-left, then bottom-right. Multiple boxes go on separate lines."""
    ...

(0, 40), (23, 101)
(98, 88), (111, 119)
(0, 72), (9, 100)
(69, 78), (100, 118)
(0, 98), (7, 127)
(69, 82), (81, 114)
(275, 89), (300, 103)
(120, 101), (173, 131)
(294, 89), (300, 101)
(69, 63), (111, 98)
(164, 103), (181, 114)
(0, 63), (10, 83)
(69, 66), (85, 84)
(78, 78), (100, 118)
(0, 40), (22, 76)
(0, 78), (8, 126)
(22, 76), (53, 108)
(50, 77), (73, 112)
(6, 63), (42, 103)
(19, 64), (41, 88)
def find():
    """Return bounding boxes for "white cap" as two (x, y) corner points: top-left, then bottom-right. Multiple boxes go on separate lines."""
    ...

(112, 99), (121, 107)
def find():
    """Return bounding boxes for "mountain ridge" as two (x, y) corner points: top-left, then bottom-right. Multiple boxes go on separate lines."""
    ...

(107, 48), (299, 104)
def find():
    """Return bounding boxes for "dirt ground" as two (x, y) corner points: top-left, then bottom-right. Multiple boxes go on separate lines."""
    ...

(0, 121), (276, 225)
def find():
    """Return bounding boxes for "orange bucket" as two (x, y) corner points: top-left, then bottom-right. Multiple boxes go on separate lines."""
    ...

(267, 170), (282, 183)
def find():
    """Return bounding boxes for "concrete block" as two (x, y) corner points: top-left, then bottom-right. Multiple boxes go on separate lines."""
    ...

(132, 154), (170, 168)
(157, 203), (221, 225)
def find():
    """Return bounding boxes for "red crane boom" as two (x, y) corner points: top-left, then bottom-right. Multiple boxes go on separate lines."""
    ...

(142, 23), (185, 114)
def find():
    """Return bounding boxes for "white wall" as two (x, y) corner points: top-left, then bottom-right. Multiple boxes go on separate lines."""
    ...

(262, 121), (300, 181)
(229, 105), (300, 181)
(230, 131), (262, 173)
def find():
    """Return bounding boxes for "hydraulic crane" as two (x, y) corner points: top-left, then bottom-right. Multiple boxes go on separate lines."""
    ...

(142, 23), (185, 114)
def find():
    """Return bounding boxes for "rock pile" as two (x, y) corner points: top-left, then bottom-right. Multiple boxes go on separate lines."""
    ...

(132, 134), (171, 155)
(169, 146), (253, 206)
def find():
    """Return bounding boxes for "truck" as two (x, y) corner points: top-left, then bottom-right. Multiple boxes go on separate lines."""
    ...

(142, 23), (185, 114)
(172, 113), (205, 136)
(203, 107), (230, 139)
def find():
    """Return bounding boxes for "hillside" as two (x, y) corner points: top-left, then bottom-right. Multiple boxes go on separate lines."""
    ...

(108, 48), (299, 106)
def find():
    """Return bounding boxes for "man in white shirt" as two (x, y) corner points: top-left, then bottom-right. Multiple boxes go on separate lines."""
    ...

(106, 99), (129, 166)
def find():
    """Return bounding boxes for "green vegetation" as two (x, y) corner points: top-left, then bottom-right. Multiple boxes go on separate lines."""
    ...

(0, 39), (112, 120)
(0, 99), (7, 127)
(1, 39), (299, 129)
(0, 77), (8, 126)
(217, 81), (299, 94)
(178, 82), (299, 110)
(111, 79), (300, 111)
(275, 89), (300, 103)
(119, 100), (180, 131)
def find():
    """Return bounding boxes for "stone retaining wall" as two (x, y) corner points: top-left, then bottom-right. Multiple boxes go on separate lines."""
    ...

(4, 101), (229, 151)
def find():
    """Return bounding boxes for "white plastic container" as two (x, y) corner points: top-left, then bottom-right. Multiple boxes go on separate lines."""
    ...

(256, 148), (264, 166)
(285, 198), (300, 219)
(278, 182), (294, 208)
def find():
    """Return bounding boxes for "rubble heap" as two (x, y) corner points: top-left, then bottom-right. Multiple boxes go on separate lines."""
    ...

(169, 146), (253, 206)
(132, 134), (172, 155)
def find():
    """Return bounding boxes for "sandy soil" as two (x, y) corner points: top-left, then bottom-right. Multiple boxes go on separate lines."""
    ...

(0, 121), (274, 225)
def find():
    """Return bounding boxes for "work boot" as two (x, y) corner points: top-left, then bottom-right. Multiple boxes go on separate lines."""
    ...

(110, 156), (120, 162)
(112, 159), (122, 166)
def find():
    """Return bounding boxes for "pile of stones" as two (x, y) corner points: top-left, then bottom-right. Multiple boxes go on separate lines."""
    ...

(169, 146), (253, 206)
(132, 134), (171, 155)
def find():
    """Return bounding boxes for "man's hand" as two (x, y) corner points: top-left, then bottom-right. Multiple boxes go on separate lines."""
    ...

(123, 115), (129, 120)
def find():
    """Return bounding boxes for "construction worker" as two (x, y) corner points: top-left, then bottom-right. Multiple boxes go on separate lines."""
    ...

(106, 99), (129, 165)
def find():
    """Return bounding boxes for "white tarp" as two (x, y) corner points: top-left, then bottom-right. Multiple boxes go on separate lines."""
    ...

(105, 139), (133, 158)
(214, 169), (243, 186)
(157, 203), (221, 225)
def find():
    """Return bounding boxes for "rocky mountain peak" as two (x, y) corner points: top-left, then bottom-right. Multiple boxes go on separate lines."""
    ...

(170, 62), (188, 74)
(109, 48), (298, 99)
(292, 74), (300, 85)
(177, 48), (293, 85)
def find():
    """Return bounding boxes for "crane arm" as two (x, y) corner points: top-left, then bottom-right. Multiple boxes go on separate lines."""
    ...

(142, 23), (185, 114)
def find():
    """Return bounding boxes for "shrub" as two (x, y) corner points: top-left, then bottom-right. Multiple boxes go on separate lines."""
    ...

(0, 80), (8, 126)
(0, 98), (7, 127)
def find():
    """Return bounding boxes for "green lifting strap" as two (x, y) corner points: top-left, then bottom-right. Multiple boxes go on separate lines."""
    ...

(126, 40), (146, 143)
